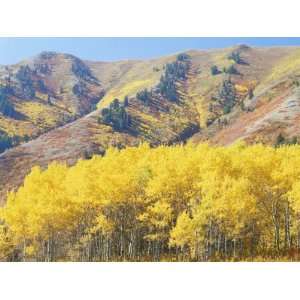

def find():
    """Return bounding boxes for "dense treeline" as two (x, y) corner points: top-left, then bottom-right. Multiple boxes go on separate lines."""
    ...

(136, 53), (190, 104)
(157, 54), (190, 102)
(100, 98), (131, 131)
(218, 79), (237, 114)
(228, 51), (246, 65)
(0, 131), (13, 153)
(0, 86), (16, 118)
(136, 89), (152, 105)
(16, 65), (36, 99)
(2, 143), (300, 261)
(0, 129), (30, 154)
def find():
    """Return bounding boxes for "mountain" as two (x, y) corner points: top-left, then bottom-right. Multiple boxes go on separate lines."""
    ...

(0, 52), (104, 138)
(1, 45), (300, 202)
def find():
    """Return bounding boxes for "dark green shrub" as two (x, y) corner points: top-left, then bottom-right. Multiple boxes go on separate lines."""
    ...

(211, 65), (221, 75)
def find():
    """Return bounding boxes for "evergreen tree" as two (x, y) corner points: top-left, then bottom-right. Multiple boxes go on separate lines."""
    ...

(177, 53), (191, 61)
(136, 89), (151, 104)
(0, 131), (12, 153)
(124, 95), (129, 107)
(0, 87), (16, 118)
(100, 99), (131, 131)
(211, 65), (221, 75)
(224, 65), (238, 75)
(218, 79), (236, 114)
(16, 65), (35, 99)
(228, 51), (244, 64)
(275, 133), (285, 147)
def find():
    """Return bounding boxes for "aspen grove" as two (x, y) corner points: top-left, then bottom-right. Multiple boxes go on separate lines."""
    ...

(2, 143), (300, 261)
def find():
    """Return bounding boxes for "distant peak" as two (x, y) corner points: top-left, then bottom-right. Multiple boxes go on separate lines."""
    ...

(35, 51), (83, 63)
(38, 51), (59, 59)
(236, 44), (252, 51)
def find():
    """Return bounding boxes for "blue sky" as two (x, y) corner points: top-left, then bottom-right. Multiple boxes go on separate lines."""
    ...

(1, 37), (300, 65)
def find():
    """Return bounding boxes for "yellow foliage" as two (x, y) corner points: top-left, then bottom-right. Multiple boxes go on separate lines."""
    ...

(235, 84), (249, 96)
(266, 48), (300, 83)
(99, 79), (154, 108)
(169, 212), (194, 248)
(2, 142), (300, 261)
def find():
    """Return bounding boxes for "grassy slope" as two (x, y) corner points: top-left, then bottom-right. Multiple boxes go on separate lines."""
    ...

(189, 46), (300, 145)
(88, 54), (177, 108)
(228, 48), (300, 144)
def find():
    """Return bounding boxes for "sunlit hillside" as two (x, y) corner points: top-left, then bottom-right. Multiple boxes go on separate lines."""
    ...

(2, 45), (300, 214)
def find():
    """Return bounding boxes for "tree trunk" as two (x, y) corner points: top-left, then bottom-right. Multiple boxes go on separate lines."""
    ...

(284, 203), (291, 250)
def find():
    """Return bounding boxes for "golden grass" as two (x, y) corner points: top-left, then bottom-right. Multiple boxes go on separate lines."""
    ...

(97, 55), (177, 108)
(264, 48), (300, 84)
(17, 102), (61, 128)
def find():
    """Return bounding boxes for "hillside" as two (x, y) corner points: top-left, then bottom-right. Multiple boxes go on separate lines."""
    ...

(1, 52), (104, 132)
(1, 45), (300, 202)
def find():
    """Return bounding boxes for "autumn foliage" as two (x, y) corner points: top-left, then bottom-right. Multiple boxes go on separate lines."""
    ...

(2, 142), (300, 261)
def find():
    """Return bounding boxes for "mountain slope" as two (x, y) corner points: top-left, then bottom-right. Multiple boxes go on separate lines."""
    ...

(0, 52), (104, 139)
(1, 45), (300, 203)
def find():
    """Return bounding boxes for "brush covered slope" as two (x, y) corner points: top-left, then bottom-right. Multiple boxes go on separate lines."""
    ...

(0, 52), (104, 139)
(2, 46), (300, 202)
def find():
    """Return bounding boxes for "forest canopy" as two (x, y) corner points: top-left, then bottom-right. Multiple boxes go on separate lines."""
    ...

(2, 142), (300, 261)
